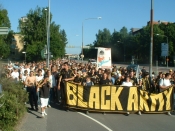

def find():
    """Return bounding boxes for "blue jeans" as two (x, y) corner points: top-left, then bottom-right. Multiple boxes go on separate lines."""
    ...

(37, 91), (40, 105)
(48, 88), (54, 105)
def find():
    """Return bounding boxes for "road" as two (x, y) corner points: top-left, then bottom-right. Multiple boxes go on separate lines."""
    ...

(77, 60), (175, 74)
(18, 103), (175, 131)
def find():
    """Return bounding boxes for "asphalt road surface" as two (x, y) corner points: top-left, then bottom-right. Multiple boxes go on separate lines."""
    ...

(76, 60), (175, 73)
(18, 103), (175, 131)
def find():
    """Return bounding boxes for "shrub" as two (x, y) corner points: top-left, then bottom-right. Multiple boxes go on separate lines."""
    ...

(0, 78), (28, 131)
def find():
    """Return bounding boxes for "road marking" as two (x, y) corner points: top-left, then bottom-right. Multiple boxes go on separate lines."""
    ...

(77, 112), (113, 131)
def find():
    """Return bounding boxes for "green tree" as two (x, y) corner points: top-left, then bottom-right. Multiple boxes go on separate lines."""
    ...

(0, 7), (11, 58)
(120, 26), (128, 38)
(110, 30), (122, 61)
(18, 6), (67, 61)
(159, 23), (175, 56)
(94, 28), (111, 47)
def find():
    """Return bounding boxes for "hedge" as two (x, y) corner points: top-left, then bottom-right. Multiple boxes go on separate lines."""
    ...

(0, 78), (28, 131)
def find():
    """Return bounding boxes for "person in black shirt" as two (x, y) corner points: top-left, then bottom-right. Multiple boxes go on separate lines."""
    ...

(141, 66), (146, 74)
(99, 72), (111, 85)
(38, 75), (51, 118)
(51, 65), (59, 103)
(129, 70), (138, 86)
(58, 62), (74, 105)
(96, 68), (103, 84)
(73, 71), (82, 85)
(88, 68), (97, 84)
(81, 70), (87, 85)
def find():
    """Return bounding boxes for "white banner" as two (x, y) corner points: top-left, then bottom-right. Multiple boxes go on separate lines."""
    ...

(97, 48), (111, 69)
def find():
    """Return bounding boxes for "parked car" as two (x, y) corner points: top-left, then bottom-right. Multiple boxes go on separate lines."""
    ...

(88, 59), (97, 65)
(127, 64), (141, 72)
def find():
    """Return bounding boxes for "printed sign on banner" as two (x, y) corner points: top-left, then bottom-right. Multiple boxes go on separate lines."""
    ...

(97, 48), (111, 69)
(66, 82), (174, 112)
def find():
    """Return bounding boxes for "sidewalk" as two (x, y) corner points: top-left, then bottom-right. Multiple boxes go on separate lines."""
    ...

(17, 105), (47, 131)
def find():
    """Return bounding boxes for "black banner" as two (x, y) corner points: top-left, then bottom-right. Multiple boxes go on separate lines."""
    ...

(66, 82), (174, 112)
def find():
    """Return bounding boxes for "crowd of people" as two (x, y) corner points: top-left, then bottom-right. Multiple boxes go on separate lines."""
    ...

(1, 59), (175, 117)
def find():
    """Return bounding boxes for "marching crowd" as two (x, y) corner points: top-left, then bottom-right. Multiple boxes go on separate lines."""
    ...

(2, 59), (175, 117)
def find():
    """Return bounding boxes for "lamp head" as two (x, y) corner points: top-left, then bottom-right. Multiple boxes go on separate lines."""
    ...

(97, 17), (102, 19)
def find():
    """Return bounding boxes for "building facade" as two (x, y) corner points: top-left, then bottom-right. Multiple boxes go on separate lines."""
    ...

(10, 34), (24, 60)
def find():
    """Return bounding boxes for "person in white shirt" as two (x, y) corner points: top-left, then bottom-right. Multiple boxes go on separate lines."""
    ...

(36, 69), (44, 105)
(21, 70), (29, 88)
(121, 76), (133, 116)
(38, 65), (45, 76)
(47, 70), (56, 107)
(36, 69), (44, 82)
(21, 65), (30, 75)
(159, 73), (172, 116)
(122, 76), (133, 87)
(8, 65), (13, 71)
(159, 73), (171, 92)
(11, 68), (19, 81)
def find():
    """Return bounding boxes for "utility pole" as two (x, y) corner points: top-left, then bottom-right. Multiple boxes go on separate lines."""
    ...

(149, 0), (154, 86)
(47, 0), (50, 68)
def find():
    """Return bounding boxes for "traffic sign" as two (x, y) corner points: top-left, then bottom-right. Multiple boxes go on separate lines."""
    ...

(161, 43), (168, 56)
(0, 27), (9, 35)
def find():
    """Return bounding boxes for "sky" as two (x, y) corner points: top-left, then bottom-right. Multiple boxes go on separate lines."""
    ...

(1, 0), (175, 54)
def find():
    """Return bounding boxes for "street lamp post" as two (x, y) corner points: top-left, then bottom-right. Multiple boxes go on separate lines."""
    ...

(22, 52), (26, 62)
(46, 0), (51, 68)
(45, 8), (48, 64)
(149, 0), (154, 85)
(82, 17), (102, 62)
(156, 34), (169, 68)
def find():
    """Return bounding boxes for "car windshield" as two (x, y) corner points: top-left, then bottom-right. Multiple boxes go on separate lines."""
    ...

(127, 65), (139, 71)
(89, 59), (96, 62)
